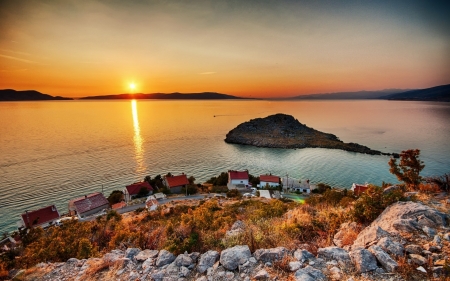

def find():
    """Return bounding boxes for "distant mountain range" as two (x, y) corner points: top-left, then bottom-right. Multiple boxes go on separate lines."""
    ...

(79, 92), (245, 100)
(0, 89), (73, 101)
(380, 84), (450, 102)
(288, 89), (409, 100)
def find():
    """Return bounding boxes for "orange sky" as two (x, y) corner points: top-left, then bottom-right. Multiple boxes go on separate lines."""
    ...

(0, 1), (449, 98)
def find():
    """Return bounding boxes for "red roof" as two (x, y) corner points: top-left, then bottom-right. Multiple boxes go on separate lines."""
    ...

(21, 205), (60, 228)
(166, 174), (189, 188)
(353, 184), (369, 196)
(73, 192), (109, 214)
(260, 175), (280, 183)
(112, 202), (127, 209)
(126, 181), (153, 195)
(228, 170), (249, 180)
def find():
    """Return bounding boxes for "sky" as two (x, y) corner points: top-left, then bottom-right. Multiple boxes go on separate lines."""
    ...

(0, 0), (449, 98)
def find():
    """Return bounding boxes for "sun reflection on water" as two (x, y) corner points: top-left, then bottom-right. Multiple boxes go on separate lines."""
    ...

(131, 100), (145, 173)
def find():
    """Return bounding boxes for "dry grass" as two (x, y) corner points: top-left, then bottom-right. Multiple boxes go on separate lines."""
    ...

(82, 259), (120, 279)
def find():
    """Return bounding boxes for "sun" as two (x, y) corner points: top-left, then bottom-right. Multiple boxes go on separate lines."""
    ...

(129, 83), (136, 91)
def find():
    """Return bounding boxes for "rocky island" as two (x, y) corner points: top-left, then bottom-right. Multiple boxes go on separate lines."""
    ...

(225, 114), (393, 156)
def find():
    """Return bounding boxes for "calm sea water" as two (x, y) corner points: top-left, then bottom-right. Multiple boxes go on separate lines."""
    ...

(1, 100), (449, 233)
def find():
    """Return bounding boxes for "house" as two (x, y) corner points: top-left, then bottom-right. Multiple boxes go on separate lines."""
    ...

(164, 174), (189, 193)
(124, 181), (153, 202)
(260, 174), (280, 188)
(228, 170), (249, 187)
(19, 205), (60, 229)
(280, 177), (311, 193)
(68, 192), (109, 219)
(351, 183), (369, 196)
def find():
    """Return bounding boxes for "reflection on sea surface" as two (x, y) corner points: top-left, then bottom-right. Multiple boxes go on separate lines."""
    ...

(131, 100), (145, 173)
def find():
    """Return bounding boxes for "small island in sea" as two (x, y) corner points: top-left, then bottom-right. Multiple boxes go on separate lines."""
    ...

(225, 113), (394, 156)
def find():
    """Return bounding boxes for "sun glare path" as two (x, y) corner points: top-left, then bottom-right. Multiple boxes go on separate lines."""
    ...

(131, 100), (145, 173)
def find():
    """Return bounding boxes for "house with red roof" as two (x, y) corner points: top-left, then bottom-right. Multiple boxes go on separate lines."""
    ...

(19, 205), (60, 229)
(164, 174), (189, 193)
(228, 170), (249, 187)
(68, 192), (109, 219)
(124, 181), (153, 202)
(260, 174), (280, 188)
(351, 183), (369, 196)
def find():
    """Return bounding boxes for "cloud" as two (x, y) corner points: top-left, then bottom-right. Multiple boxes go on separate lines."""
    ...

(0, 54), (36, 64)
(199, 72), (216, 75)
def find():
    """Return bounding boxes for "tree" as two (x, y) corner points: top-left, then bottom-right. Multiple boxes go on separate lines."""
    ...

(137, 186), (150, 198)
(388, 149), (425, 190)
(107, 190), (124, 206)
(188, 176), (196, 185)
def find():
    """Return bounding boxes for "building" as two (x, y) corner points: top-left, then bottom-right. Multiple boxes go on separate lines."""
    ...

(228, 170), (249, 187)
(281, 177), (311, 193)
(69, 192), (109, 218)
(124, 181), (153, 202)
(19, 205), (60, 229)
(164, 174), (189, 193)
(351, 183), (369, 196)
(260, 174), (280, 188)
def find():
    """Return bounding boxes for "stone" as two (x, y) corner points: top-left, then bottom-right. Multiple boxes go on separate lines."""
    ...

(417, 215), (438, 228)
(225, 220), (246, 237)
(434, 235), (442, 244)
(142, 258), (155, 270)
(405, 244), (422, 255)
(317, 246), (351, 266)
(333, 222), (359, 248)
(254, 247), (289, 263)
(225, 271), (234, 280)
(289, 261), (302, 272)
(197, 250), (220, 273)
(294, 249), (315, 263)
(180, 266), (190, 277)
(103, 250), (125, 263)
(302, 265), (327, 280)
(329, 266), (342, 280)
(135, 249), (159, 262)
(423, 226), (437, 237)
(189, 252), (201, 262)
(416, 266), (427, 273)
(353, 202), (447, 248)
(377, 237), (404, 257)
(349, 248), (378, 273)
(156, 250), (176, 267)
(254, 269), (269, 280)
(196, 277), (208, 281)
(392, 219), (419, 232)
(125, 248), (141, 260)
(435, 259), (446, 266)
(423, 244), (440, 252)
(174, 253), (194, 267)
(294, 269), (315, 281)
(219, 245), (252, 270)
(368, 245), (398, 272)
(443, 233), (450, 241)
(151, 270), (166, 281)
(383, 185), (401, 194)
(432, 266), (444, 274)
(409, 254), (427, 265)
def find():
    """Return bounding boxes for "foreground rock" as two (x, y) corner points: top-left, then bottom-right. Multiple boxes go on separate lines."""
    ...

(225, 114), (392, 155)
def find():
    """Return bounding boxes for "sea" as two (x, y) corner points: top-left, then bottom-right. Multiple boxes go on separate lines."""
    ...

(1, 99), (449, 233)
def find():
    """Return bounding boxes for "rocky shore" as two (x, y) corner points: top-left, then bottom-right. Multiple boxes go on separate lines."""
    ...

(21, 201), (450, 280)
(225, 114), (395, 156)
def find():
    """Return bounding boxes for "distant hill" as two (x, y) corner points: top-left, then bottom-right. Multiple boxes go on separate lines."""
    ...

(380, 84), (450, 102)
(287, 89), (409, 100)
(0, 89), (73, 101)
(80, 92), (245, 100)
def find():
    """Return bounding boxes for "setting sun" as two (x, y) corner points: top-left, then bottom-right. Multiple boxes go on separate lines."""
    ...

(129, 83), (136, 92)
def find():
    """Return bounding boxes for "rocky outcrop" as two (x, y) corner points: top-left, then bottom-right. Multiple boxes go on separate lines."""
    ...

(225, 114), (392, 155)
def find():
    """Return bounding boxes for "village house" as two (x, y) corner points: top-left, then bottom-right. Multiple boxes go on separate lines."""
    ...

(19, 205), (60, 229)
(228, 170), (249, 188)
(124, 181), (153, 202)
(164, 174), (189, 193)
(259, 174), (280, 188)
(351, 183), (369, 196)
(68, 192), (109, 219)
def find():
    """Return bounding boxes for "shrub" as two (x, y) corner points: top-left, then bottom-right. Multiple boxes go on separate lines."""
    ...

(312, 183), (332, 194)
(226, 189), (242, 198)
(107, 190), (124, 206)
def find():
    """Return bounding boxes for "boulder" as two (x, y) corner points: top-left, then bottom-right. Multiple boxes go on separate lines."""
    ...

(368, 245), (398, 272)
(349, 248), (378, 273)
(253, 247), (288, 263)
(289, 261), (302, 272)
(294, 249), (315, 263)
(333, 222), (359, 248)
(329, 266), (342, 280)
(405, 244), (422, 254)
(197, 250), (220, 273)
(377, 237), (404, 257)
(254, 269), (269, 280)
(135, 249), (159, 262)
(125, 248), (141, 261)
(383, 185), (401, 194)
(317, 246), (351, 266)
(417, 215), (438, 228)
(294, 269), (316, 281)
(156, 250), (175, 267)
(353, 202), (447, 248)
(219, 245), (252, 270)
(103, 250), (125, 263)
(174, 253), (194, 267)
(409, 254), (427, 265)
(423, 226), (437, 237)
(302, 265), (327, 280)
(226, 220), (246, 237)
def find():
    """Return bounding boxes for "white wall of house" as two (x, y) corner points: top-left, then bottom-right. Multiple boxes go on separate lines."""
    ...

(260, 181), (279, 188)
(123, 189), (131, 203)
(230, 179), (249, 185)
